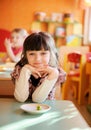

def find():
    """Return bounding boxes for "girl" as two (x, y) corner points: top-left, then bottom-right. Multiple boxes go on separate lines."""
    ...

(11, 32), (66, 103)
(3, 28), (28, 63)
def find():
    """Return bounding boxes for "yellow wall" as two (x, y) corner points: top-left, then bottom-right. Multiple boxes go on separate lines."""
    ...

(0, 0), (84, 32)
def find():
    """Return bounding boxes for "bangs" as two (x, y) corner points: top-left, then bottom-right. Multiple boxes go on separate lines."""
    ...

(23, 33), (50, 51)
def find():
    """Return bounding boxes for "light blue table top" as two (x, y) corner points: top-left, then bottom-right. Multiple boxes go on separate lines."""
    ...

(0, 98), (90, 130)
(0, 62), (15, 79)
(0, 71), (11, 78)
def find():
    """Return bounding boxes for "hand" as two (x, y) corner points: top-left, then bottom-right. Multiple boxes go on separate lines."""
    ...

(4, 38), (12, 49)
(37, 65), (59, 80)
(24, 64), (41, 79)
(24, 64), (59, 80)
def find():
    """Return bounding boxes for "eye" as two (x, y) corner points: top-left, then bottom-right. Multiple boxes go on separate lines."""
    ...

(41, 52), (47, 55)
(29, 53), (35, 56)
(41, 50), (49, 55)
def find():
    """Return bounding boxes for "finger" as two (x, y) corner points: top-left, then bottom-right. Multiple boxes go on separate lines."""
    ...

(41, 72), (48, 77)
(33, 71), (41, 78)
(32, 73), (41, 79)
(37, 72), (41, 77)
(32, 74), (39, 79)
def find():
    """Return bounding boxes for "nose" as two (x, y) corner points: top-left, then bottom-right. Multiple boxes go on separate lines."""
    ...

(35, 54), (41, 61)
(11, 38), (16, 43)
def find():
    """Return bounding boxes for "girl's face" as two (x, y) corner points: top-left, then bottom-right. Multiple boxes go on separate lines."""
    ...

(26, 49), (50, 68)
(11, 32), (24, 48)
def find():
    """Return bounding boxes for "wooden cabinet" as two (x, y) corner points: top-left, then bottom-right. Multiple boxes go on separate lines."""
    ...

(0, 72), (14, 97)
(0, 79), (14, 97)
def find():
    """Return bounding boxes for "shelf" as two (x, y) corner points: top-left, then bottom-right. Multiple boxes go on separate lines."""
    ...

(35, 20), (79, 25)
(31, 20), (83, 47)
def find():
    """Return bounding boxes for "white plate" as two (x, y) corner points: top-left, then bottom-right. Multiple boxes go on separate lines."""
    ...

(1, 67), (13, 72)
(0, 63), (15, 72)
(20, 103), (51, 114)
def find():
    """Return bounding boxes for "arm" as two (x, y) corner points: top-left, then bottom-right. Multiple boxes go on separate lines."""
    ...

(14, 65), (59, 103)
(14, 67), (31, 102)
(32, 66), (59, 103)
(4, 38), (21, 62)
(32, 78), (58, 103)
(14, 64), (42, 102)
(6, 47), (21, 62)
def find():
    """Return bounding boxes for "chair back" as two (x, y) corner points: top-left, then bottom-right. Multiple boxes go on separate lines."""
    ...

(64, 52), (82, 76)
(0, 29), (11, 52)
(62, 51), (87, 104)
(58, 46), (90, 67)
(68, 52), (81, 63)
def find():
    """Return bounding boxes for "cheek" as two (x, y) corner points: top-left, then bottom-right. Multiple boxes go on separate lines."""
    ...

(43, 56), (50, 64)
(18, 39), (22, 43)
(27, 56), (34, 65)
(27, 57), (31, 64)
(20, 38), (24, 43)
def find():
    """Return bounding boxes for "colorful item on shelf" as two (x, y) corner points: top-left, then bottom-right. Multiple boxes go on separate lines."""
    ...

(66, 35), (81, 46)
(34, 12), (46, 21)
(31, 21), (41, 33)
(63, 13), (74, 23)
(51, 13), (63, 22)
(55, 27), (65, 37)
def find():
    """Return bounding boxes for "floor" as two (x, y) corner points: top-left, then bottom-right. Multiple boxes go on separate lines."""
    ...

(73, 99), (91, 127)
(55, 86), (91, 127)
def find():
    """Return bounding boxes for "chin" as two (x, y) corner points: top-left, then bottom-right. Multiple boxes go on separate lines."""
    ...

(33, 65), (43, 68)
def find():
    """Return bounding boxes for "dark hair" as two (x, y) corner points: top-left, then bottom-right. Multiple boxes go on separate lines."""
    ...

(16, 32), (58, 67)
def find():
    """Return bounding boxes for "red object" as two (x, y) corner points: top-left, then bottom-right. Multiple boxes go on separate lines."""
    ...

(68, 52), (81, 63)
(0, 29), (11, 52)
(67, 52), (81, 77)
(86, 52), (91, 62)
(12, 47), (23, 55)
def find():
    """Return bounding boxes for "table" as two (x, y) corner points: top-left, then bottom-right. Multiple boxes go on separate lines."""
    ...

(86, 62), (91, 104)
(0, 71), (14, 96)
(0, 98), (90, 130)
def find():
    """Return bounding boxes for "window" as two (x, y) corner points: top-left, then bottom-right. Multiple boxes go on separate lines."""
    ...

(83, 7), (91, 45)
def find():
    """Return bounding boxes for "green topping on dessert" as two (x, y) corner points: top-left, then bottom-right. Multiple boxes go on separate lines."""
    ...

(37, 105), (41, 110)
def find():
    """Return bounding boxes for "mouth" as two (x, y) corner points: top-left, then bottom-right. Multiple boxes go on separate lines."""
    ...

(33, 63), (43, 67)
